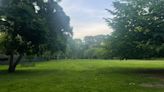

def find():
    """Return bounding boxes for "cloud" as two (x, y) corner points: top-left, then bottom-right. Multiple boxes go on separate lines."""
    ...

(60, 0), (114, 39)
(73, 23), (113, 39)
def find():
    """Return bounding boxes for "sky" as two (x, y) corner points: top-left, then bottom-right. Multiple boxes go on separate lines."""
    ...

(60, 0), (114, 39)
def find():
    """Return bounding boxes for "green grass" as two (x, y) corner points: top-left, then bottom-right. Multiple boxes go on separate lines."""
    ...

(1, 59), (164, 92)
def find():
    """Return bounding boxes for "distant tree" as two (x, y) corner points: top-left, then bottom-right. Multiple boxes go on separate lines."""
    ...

(65, 35), (108, 59)
(106, 0), (164, 59)
(83, 35), (108, 59)
(66, 38), (84, 59)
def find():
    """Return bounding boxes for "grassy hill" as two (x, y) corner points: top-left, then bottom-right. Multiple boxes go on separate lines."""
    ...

(0, 59), (164, 92)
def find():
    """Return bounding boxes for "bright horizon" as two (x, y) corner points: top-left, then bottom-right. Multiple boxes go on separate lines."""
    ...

(60, 0), (114, 39)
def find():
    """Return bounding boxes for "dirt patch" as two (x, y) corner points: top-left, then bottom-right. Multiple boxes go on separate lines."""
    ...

(148, 76), (164, 82)
(139, 83), (164, 88)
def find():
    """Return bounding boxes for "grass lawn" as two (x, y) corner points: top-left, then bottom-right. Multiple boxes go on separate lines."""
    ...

(0, 59), (164, 92)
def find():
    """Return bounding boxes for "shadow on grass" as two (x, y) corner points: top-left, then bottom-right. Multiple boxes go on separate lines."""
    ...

(1, 67), (164, 78)
(0, 69), (64, 77)
(96, 67), (164, 78)
(132, 69), (164, 75)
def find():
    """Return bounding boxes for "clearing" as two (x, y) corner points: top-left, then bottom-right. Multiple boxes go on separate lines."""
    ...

(0, 59), (164, 92)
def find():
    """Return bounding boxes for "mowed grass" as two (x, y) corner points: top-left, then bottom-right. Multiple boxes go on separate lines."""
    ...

(0, 60), (164, 92)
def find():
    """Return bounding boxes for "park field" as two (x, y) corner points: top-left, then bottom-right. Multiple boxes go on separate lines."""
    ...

(1, 59), (164, 92)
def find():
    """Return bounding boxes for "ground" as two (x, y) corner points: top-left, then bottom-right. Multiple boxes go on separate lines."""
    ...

(0, 59), (164, 92)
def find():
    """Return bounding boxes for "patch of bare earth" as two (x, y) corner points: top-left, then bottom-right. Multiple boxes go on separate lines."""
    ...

(139, 83), (164, 88)
(140, 75), (164, 88)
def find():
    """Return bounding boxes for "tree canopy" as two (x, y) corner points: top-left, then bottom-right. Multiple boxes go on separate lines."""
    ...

(105, 0), (164, 59)
(0, 0), (72, 72)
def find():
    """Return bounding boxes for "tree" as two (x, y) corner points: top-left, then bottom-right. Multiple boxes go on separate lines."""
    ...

(83, 35), (108, 59)
(37, 0), (72, 58)
(105, 0), (164, 59)
(0, 0), (47, 72)
(0, 0), (72, 72)
(66, 38), (84, 59)
(65, 35), (108, 59)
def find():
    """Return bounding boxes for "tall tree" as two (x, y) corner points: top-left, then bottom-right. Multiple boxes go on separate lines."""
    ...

(0, 0), (72, 72)
(36, 0), (72, 57)
(0, 0), (47, 72)
(106, 0), (164, 59)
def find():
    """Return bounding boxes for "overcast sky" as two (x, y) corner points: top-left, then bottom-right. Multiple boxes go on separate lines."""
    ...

(60, 0), (114, 39)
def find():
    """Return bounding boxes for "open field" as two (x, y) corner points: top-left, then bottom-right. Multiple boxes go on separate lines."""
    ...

(0, 59), (164, 92)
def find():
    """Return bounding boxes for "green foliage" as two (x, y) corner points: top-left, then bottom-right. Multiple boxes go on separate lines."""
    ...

(66, 35), (108, 59)
(36, 0), (72, 55)
(106, 0), (164, 59)
(0, 0), (46, 55)
(66, 38), (84, 59)
(0, 0), (72, 72)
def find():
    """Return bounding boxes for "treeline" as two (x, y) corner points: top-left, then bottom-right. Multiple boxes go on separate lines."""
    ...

(65, 35), (108, 59)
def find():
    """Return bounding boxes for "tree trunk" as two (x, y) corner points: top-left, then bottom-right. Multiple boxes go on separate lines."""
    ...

(8, 54), (23, 73)
(8, 54), (14, 73)
(13, 55), (23, 69)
